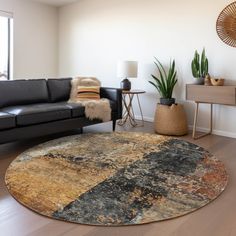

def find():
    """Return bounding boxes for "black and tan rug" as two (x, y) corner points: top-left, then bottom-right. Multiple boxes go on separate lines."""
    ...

(5, 132), (228, 226)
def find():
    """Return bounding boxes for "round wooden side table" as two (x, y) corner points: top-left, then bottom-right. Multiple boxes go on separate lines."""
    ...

(118, 90), (146, 127)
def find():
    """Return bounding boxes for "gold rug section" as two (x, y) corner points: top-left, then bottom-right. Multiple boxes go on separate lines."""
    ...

(5, 132), (167, 215)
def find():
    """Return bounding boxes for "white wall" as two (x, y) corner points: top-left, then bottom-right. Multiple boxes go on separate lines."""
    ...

(58, 0), (236, 137)
(0, 0), (58, 79)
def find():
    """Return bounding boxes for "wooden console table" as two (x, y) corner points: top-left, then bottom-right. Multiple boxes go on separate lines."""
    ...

(186, 84), (236, 139)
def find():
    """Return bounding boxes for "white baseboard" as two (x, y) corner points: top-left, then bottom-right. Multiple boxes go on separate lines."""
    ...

(188, 125), (236, 139)
(135, 116), (154, 123)
(135, 115), (236, 139)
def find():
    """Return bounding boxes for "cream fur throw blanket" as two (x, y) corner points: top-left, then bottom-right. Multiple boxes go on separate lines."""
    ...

(68, 77), (111, 122)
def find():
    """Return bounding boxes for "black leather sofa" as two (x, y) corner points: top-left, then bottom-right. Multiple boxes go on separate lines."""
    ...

(0, 78), (122, 144)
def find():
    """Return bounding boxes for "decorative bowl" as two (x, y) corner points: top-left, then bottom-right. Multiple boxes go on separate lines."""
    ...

(210, 78), (225, 86)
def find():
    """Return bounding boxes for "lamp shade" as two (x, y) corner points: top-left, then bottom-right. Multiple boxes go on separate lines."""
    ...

(117, 61), (138, 78)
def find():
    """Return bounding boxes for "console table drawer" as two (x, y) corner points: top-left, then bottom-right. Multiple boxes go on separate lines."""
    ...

(186, 85), (236, 105)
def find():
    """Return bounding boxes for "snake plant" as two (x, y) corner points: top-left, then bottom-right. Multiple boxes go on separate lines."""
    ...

(191, 48), (208, 78)
(149, 58), (177, 99)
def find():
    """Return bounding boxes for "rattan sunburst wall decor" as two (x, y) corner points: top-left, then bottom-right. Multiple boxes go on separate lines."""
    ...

(216, 2), (236, 47)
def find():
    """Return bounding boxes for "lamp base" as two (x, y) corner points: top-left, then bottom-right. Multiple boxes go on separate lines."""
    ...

(120, 78), (131, 90)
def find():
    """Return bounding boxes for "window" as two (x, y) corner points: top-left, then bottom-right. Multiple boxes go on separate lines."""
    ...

(0, 11), (13, 80)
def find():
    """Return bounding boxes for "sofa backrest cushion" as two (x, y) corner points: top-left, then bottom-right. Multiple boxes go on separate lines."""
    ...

(0, 79), (49, 108)
(47, 78), (72, 102)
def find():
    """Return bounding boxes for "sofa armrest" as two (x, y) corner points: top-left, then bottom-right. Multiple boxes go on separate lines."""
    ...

(100, 87), (122, 119)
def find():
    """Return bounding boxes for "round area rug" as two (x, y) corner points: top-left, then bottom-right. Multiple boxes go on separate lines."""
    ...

(5, 132), (228, 226)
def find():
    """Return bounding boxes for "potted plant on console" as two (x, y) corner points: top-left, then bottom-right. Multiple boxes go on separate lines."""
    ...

(191, 48), (209, 85)
(149, 57), (188, 136)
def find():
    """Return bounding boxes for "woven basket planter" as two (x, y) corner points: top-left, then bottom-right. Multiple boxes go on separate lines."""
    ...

(154, 104), (188, 136)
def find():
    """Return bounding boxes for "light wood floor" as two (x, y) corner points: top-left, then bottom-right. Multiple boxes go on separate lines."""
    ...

(0, 121), (235, 236)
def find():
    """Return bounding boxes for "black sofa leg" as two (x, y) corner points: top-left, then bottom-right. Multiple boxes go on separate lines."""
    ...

(112, 119), (116, 132)
(80, 127), (83, 134)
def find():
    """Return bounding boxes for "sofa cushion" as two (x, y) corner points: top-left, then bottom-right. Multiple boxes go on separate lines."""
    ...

(0, 79), (49, 108)
(2, 103), (71, 126)
(75, 86), (101, 101)
(47, 78), (72, 102)
(63, 102), (85, 118)
(0, 112), (16, 130)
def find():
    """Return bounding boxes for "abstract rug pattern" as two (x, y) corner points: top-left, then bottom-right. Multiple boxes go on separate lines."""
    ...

(5, 132), (228, 226)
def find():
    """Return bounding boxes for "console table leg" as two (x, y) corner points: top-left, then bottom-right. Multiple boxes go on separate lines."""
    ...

(192, 102), (199, 139)
(210, 103), (213, 134)
(192, 103), (213, 140)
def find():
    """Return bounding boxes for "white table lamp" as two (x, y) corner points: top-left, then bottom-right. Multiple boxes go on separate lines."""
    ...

(117, 61), (138, 90)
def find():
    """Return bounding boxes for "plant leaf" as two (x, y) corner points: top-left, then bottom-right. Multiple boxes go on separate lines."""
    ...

(150, 57), (177, 99)
(153, 60), (167, 96)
